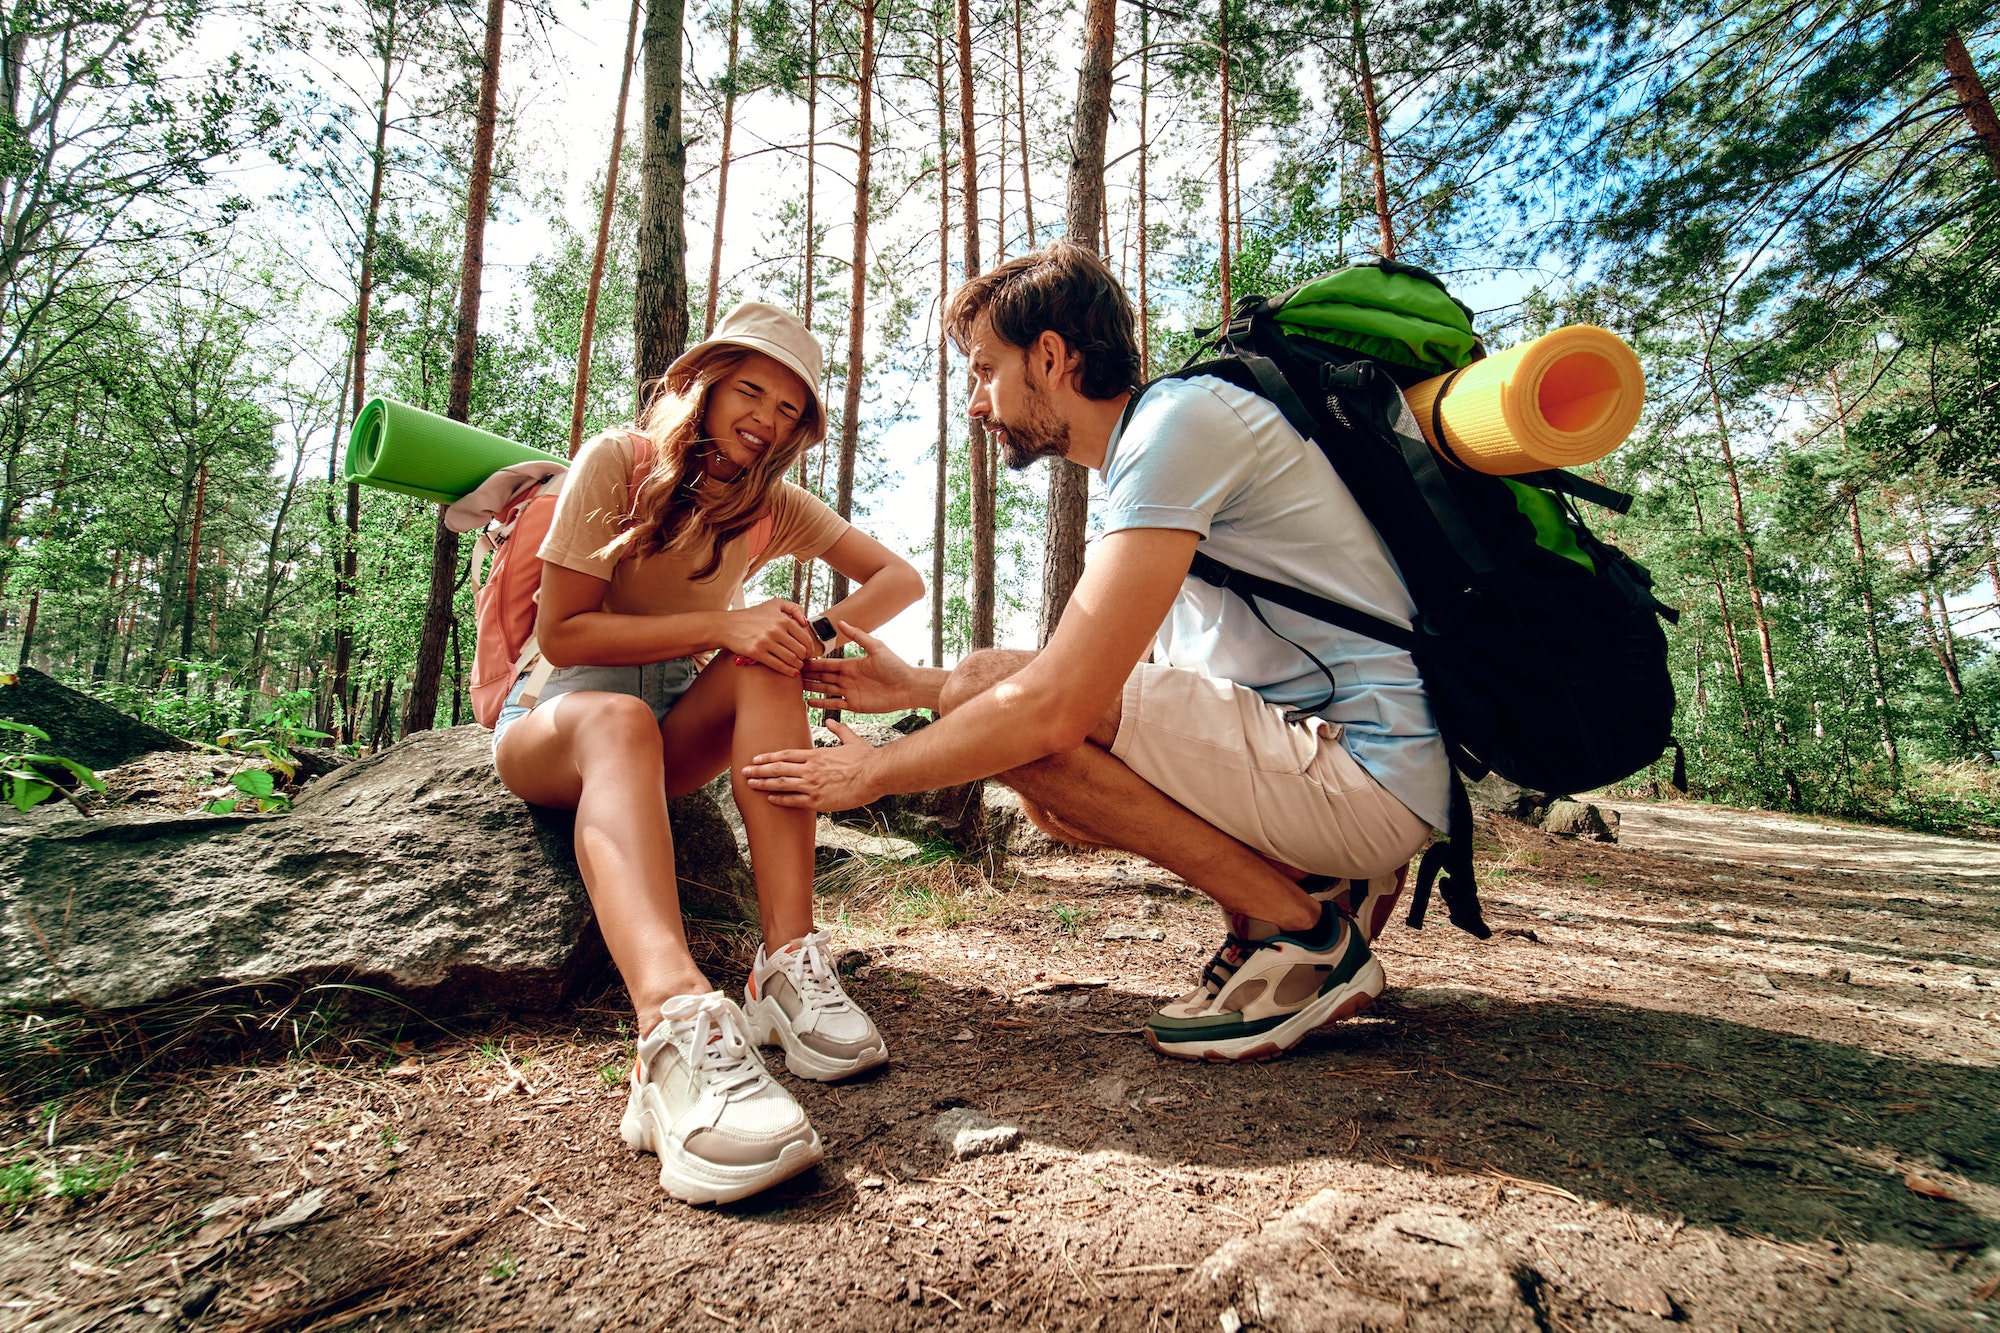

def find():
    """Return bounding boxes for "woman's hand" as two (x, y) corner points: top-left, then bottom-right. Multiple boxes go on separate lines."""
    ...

(801, 622), (919, 713)
(725, 599), (822, 675)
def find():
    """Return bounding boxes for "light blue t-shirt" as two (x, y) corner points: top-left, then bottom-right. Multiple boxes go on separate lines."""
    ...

(1101, 375), (1449, 831)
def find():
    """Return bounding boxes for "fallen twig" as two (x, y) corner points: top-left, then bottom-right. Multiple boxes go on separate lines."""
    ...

(218, 1177), (543, 1333)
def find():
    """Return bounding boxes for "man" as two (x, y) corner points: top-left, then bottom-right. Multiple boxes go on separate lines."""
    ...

(743, 242), (1447, 1063)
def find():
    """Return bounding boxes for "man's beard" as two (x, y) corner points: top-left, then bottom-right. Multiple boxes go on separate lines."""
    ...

(991, 379), (1071, 471)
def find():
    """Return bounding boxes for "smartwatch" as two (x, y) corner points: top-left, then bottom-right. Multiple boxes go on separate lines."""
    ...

(809, 615), (838, 651)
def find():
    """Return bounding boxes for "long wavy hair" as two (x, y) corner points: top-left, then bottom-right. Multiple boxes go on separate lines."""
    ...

(596, 347), (825, 580)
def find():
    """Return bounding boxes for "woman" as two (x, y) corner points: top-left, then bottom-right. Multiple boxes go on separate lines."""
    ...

(493, 303), (923, 1203)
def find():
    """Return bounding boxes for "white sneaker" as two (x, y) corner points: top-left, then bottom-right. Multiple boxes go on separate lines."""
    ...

(1304, 862), (1408, 942)
(743, 930), (889, 1081)
(618, 991), (822, 1204)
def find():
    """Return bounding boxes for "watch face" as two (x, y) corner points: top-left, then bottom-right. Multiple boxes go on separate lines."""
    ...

(811, 615), (837, 646)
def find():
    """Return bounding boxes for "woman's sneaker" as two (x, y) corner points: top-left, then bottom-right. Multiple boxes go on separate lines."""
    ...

(619, 991), (822, 1204)
(1301, 862), (1408, 942)
(744, 930), (889, 1080)
(1145, 903), (1383, 1062)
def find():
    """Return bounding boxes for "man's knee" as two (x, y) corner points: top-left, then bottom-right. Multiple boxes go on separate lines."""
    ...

(938, 648), (1036, 715)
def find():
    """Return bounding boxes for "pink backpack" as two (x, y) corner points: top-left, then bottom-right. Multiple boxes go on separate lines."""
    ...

(446, 433), (774, 729)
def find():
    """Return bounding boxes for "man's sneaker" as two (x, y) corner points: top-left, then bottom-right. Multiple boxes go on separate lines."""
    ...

(619, 991), (823, 1204)
(1302, 863), (1408, 943)
(1145, 903), (1383, 1062)
(744, 930), (888, 1081)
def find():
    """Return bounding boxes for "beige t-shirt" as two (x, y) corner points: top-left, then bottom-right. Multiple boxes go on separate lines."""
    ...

(538, 431), (849, 615)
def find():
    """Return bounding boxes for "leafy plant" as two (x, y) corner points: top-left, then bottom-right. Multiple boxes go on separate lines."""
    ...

(53, 1153), (132, 1200)
(203, 766), (290, 815)
(487, 1250), (521, 1280)
(1047, 902), (1087, 936)
(0, 1161), (38, 1209)
(0, 718), (106, 814)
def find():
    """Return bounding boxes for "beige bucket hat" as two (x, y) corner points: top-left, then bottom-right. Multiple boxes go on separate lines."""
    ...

(666, 302), (826, 432)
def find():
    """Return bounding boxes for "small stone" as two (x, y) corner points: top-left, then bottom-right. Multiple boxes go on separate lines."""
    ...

(1825, 967), (1851, 984)
(933, 1108), (1020, 1160)
(1219, 1307), (1245, 1333)
(1761, 1099), (1812, 1123)
(1601, 1273), (1677, 1318)
(1103, 921), (1166, 942)
(1089, 1075), (1128, 1109)
(178, 1280), (219, 1319)
(858, 1176), (885, 1189)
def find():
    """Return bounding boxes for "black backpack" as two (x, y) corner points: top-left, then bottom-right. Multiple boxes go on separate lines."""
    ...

(1133, 260), (1679, 938)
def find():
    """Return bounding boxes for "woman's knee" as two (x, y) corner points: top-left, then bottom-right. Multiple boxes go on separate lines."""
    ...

(567, 693), (666, 762)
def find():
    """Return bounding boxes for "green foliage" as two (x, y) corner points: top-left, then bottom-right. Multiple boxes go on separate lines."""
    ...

(0, 719), (106, 814)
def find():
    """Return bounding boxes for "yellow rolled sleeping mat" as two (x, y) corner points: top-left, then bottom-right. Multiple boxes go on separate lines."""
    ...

(1403, 325), (1645, 476)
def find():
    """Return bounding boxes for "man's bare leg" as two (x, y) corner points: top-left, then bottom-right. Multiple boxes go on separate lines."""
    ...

(941, 651), (1317, 931)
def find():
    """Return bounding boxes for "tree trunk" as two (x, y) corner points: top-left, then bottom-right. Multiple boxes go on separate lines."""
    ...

(828, 0), (877, 607)
(1829, 370), (1897, 773)
(802, 0), (819, 325)
(789, 0), (821, 603)
(634, 0), (692, 402)
(1137, 5), (1149, 372)
(571, 0), (643, 456)
(336, 4), (399, 745)
(1013, 0), (1035, 248)
(251, 429), (312, 683)
(406, 0), (506, 738)
(957, 0), (994, 649)
(1350, 0), (1394, 260)
(171, 460), (208, 689)
(1687, 467), (1753, 735)
(933, 22), (951, 669)
(1705, 352), (1795, 801)
(703, 0), (743, 336)
(1216, 0), (1231, 319)
(1944, 29), (2000, 182)
(1038, 0), (1116, 645)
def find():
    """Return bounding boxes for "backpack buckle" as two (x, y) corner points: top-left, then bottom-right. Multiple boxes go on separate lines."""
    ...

(1224, 315), (1256, 342)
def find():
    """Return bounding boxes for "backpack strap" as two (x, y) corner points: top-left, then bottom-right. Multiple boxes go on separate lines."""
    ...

(1187, 551), (1416, 654)
(1406, 760), (1491, 938)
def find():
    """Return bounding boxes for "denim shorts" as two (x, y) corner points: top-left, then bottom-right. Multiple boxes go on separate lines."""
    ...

(491, 658), (701, 753)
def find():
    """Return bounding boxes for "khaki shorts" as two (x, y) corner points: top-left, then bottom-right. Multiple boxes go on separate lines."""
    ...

(1109, 661), (1432, 879)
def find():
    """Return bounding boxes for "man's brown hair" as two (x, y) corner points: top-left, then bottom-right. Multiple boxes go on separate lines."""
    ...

(944, 241), (1142, 400)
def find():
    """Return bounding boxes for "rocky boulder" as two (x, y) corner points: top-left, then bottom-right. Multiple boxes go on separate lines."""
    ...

(811, 723), (984, 854)
(981, 782), (1087, 858)
(0, 667), (190, 768)
(1539, 798), (1616, 841)
(1465, 772), (1617, 843)
(0, 724), (756, 1016)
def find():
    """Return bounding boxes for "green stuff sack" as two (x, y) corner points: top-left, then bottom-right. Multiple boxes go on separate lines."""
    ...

(345, 397), (558, 505)
(1271, 259), (1483, 383)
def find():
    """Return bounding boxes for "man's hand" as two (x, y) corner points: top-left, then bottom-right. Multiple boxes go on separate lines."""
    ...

(743, 719), (884, 810)
(802, 622), (920, 714)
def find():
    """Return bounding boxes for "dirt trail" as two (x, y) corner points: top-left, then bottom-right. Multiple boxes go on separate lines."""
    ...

(4, 800), (1998, 1331)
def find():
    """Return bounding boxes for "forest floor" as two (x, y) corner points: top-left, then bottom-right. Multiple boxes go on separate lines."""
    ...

(4, 799), (2000, 1332)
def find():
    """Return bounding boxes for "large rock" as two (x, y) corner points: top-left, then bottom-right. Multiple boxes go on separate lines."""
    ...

(0, 667), (190, 768)
(1465, 772), (1553, 825)
(981, 782), (1085, 857)
(1197, 1190), (1542, 1331)
(812, 723), (984, 854)
(1539, 798), (1617, 842)
(0, 725), (755, 1015)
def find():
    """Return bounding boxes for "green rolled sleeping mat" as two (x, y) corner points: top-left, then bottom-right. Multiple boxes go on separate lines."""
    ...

(344, 397), (558, 505)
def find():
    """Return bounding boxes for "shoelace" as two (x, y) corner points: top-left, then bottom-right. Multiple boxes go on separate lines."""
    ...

(664, 996), (766, 1100)
(781, 933), (853, 1014)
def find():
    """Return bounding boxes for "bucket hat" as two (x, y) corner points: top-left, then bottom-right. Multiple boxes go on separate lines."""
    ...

(666, 303), (826, 433)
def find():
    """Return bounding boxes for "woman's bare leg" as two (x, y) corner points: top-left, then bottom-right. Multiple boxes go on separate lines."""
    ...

(659, 659), (818, 950)
(494, 692), (710, 1035)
